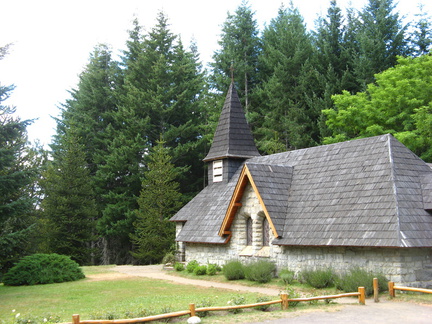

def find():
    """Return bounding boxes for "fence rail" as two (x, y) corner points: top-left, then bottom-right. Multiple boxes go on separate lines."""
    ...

(70, 288), (366, 324)
(388, 282), (432, 297)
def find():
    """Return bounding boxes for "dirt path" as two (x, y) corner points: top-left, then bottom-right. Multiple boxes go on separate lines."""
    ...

(110, 265), (432, 323)
(112, 265), (283, 296)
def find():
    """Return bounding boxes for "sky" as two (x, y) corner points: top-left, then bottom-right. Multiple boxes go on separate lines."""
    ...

(0, 0), (430, 148)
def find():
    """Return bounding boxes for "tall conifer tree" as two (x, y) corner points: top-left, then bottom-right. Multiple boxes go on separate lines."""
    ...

(354, 0), (409, 87)
(96, 12), (206, 263)
(130, 140), (181, 264)
(0, 45), (38, 275)
(254, 4), (320, 152)
(41, 132), (97, 265)
(210, 1), (261, 112)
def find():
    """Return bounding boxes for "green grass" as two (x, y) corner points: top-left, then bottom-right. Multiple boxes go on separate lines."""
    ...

(0, 266), (270, 323)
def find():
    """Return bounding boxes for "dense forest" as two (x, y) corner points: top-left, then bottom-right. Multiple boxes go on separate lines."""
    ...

(1, 0), (432, 274)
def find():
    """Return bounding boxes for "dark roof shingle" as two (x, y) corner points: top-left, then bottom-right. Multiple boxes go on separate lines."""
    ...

(203, 82), (260, 162)
(172, 134), (432, 247)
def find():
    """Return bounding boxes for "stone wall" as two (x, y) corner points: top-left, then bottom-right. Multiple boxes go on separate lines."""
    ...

(184, 241), (432, 286)
(181, 183), (432, 286)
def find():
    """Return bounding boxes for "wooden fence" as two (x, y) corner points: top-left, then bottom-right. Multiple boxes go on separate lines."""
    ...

(388, 281), (432, 297)
(70, 288), (366, 324)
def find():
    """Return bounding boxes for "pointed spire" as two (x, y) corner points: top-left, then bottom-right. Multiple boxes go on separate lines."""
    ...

(203, 82), (260, 162)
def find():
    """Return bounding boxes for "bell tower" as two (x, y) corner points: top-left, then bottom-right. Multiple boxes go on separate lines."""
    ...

(203, 82), (260, 184)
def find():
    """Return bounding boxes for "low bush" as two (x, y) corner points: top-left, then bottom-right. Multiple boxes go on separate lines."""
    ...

(206, 263), (218, 276)
(3, 253), (85, 286)
(196, 298), (213, 317)
(223, 260), (245, 280)
(162, 252), (176, 265)
(255, 296), (271, 311)
(244, 260), (276, 283)
(278, 269), (295, 285)
(285, 287), (300, 307)
(336, 267), (388, 296)
(186, 260), (199, 273)
(227, 295), (246, 314)
(174, 262), (184, 271)
(194, 265), (207, 276)
(300, 267), (336, 288)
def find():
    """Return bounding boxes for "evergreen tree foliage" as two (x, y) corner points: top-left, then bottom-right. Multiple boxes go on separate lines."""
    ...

(55, 44), (121, 177)
(314, 1), (358, 99)
(0, 46), (38, 276)
(323, 55), (432, 162)
(41, 132), (97, 265)
(210, 1), (261, 112)
(96, 12), (205, 264)
(353, 0), (409, 88)
(254, 4), (321, 152)
(49, 44), (120, 264)
(130, 140), (182, 264)
(411, 4), (432, 57)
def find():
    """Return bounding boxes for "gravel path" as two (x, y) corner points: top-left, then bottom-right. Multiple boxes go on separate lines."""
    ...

(112, 265), (283, 296)
(111, 265), (432, 323)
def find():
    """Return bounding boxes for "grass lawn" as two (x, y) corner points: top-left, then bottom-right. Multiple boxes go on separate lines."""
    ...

(5, 265), (427, 324)
(0, 265), (298, 324)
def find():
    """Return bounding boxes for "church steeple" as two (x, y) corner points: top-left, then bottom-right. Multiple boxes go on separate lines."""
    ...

(204, 82), (260, 183)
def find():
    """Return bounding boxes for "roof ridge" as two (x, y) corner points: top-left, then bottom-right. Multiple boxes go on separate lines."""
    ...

(386, 134), (403, 247)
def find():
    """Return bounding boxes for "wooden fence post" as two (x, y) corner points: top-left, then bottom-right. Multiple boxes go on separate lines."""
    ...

(281, 293), (289, 310)
(189, 303), (196, 317)
(373, 277), (379, 303)
(388, 281), (395, 298)
(358, 287), (366, 305)
(72, 314), (80, 324)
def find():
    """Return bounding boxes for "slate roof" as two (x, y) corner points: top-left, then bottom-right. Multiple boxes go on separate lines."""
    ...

(171, 134), (432, 248)
(243, 163), (293, 236)
(203, 82), (260, 162)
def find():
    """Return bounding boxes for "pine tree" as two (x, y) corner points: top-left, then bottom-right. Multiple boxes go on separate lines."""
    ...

(210, 0), (261, 112)
(0, 46), (38, 275)
(41, 132), (97, 265)
(50, 44), (121, 264)
(55, 44), (121, 177)
(130, 140), (182, 264)
(96, 13), (206, 263)
(354, 0), (409, 88)
(254, 4), (320, 152)
(411, 4), (432, 57)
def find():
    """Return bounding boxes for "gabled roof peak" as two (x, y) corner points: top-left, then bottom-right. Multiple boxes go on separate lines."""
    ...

(203, 82), (260, 162)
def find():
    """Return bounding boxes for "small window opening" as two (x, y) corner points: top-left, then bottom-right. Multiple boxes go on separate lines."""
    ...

(213, 160), (223, 182)
(263, 218), (270, 246)
(246, 217), (253, 246)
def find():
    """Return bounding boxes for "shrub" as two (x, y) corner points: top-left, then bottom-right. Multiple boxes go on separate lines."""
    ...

(336, 267), (388, 296)
(174, 262), (184, 272)
(162, 252), (176, 265)
(223, 260), (245, 280)
(278, 269), (295, 285)
(194, 265), (207, 275)
(186, 260), (199, 273)
(227, 295), (246, 314)
(196, 298), (213, 317)
(244, 260), (276, 283)
(300, 268), (335, 288)
(285, 287), (300, 307)
(3, 253), (85, 286)
(206, 263), (218, 276)
(255, 296), (271, 311)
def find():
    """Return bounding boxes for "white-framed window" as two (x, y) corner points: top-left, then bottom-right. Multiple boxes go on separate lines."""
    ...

(213, 160), (223, 182)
